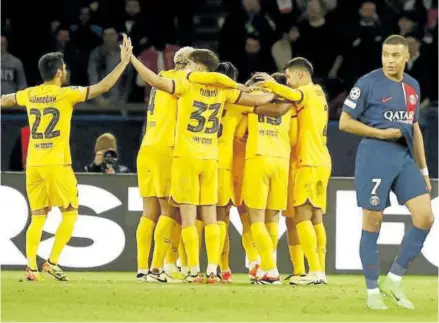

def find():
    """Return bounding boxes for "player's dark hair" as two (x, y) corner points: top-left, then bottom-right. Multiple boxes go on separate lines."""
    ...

(38, 52), (64, 81)
(383, 34), (409, 47)
(216, 62), (239, 81)
(284, 57), (314, 75)
(188, 49), (219, 72)
(271, 72), (287, 85)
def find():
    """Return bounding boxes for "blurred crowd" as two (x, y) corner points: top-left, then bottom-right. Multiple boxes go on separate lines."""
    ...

(1, 0), (438, 119)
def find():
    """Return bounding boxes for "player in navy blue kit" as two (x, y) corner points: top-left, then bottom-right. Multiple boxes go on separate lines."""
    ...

(339, 35), (434, 310)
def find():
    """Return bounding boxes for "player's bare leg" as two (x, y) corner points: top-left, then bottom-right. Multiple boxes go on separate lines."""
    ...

(248, 207), (279, 284)
(361, 209), (387, 309)
(285, 216), (306, 285)
(148, 200), (182, 283)
(294, 202), (324, 284)
(217, 204), (232, 282)
(42, 204), (78, 282)
(25, 207), (49, 281)
(136, 197), (160, 281)
(200, 205), (221, 283)
(239, 205), (260, 279)
(180, 204), (204, 283)
(380, 193), (434, 309)
(311, 210), (327, 284)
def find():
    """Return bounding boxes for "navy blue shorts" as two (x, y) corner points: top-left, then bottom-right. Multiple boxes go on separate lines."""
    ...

(355, 139), (428, 211)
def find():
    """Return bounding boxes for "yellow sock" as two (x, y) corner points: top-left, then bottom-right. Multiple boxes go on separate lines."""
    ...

(195, 219), (204, 248)
(217, 221), (227, 270)
(289, 245), (305, 275)
(181, 226), (199, 268)
(26, 215), (47, 270)
(314, 223), (327, 272)
(251, 222), (275, 271)
(178, 237), (187, 268)
(296, 221), (321, 272)
(151, 216), (175, 270)
(49, 210), (78, 264)
(165, 222), (181, 265)
(136, 217), (155, 271)
(241, 213), (259, 263)
(220, 220), (230, 272)
(204, 224), (220, 266)
(265, 222), (279, 252)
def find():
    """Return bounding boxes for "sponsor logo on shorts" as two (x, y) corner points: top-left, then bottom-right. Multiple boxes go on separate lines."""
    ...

(349, 87), (361, 100)
(370, 195), (380, 206)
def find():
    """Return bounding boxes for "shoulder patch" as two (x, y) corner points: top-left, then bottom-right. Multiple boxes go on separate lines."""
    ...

(349, 87), (361, 100)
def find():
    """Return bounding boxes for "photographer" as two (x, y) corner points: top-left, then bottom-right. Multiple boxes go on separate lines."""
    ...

(85, 133), (130, 174)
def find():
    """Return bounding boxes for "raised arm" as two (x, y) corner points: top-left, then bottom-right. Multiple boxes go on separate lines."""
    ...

(130, 55), (174, 94)
(236, 92), (275, 107)
(260, 80), (303, 102)
(339, 111), (402, 140)
(87, 34), (133, 100)
(254, 102), (293, 117)
(188, 72), (240, 89)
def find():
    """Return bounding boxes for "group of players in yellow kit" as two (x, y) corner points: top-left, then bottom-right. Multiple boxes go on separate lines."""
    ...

(0, 34), (331, 285)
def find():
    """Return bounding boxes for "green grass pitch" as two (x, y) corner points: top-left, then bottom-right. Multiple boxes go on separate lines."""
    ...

(1, 271), (437, 322)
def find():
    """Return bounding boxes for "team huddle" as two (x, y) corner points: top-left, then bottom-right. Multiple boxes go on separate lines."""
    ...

(132, 44), (331, 285)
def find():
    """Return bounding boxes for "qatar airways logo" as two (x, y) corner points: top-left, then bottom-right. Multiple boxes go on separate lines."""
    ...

(384, 111), (414, 124)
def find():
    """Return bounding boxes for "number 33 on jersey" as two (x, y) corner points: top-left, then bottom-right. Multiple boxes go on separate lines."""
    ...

(172, 76), (241, 160)
(16, 84), (89, 166)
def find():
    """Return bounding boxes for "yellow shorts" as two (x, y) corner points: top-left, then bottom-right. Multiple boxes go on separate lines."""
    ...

(242, 156), (289, 210)
(26, 165), (78, 211)
(283, 165), (298, 217)
(137, 146), (173, 198)
(292, 166), (331, 212)
(170, 157), (218, 205)
(232, 139), (246, 206)
(218, 168), (235, 207)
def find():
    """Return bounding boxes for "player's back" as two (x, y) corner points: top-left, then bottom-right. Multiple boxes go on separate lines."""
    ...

(245, 88), (292, 160)
(16, 84), (88, 166)
(296, 83), (331, 167)
(141, 69), (186, 147)
(173, 79), (241, 160)
(218, 103), (252, 169)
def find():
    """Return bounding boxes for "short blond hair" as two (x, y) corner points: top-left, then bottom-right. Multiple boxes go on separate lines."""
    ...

(174, 46), (195, 65)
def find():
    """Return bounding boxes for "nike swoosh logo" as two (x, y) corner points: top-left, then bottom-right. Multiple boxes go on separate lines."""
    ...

(382, 97), (392, 103)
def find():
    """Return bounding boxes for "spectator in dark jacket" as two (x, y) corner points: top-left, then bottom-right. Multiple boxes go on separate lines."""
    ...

(85, 133), (130, 174)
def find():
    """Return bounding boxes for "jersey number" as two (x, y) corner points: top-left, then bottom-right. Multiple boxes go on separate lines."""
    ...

(29, 107), (61, 139)
(188, 101), (221, 134)
(371, 178), (381, 195)
(147, 88), (157, 115)
(258, 115), (281, 125)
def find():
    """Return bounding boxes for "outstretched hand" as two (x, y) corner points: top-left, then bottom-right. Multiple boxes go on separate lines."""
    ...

(120, 34), (133, 65)
(254, 72), (275, 83)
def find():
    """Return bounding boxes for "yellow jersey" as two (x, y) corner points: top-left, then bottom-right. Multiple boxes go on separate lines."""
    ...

(218, 103), (253, 169)
(289, 106), (299, 168)
(245, 89), (292, 160)
(173, 77), (241, 160)
(141, 69), (186, 147)
(16, 84), (89, 166)
(295, 82), (331, 167)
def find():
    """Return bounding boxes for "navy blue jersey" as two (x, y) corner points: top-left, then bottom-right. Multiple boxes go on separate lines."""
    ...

(342, 68), (420, 156)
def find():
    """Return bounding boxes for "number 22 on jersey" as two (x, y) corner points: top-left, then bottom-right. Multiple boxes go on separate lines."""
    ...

(29, 107), (61, 139)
